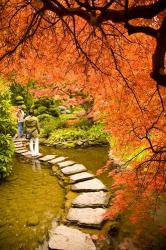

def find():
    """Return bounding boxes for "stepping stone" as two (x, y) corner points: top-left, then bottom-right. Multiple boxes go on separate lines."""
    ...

(39, 155), (56, 162)
(48, 224), (96, 250)
(14, 144), (23, 148)
(69, 172), (95, 184)
(15, 149), (28, 154)
(61, 164), (87, 176)
(57, 160), (75, 168)
(48, 156), (68, 164)
(67, 207), (107, 228)
(14, 141), (23, 145)
(15, 146), (26, 151)
(72, 191), (109, 208)
(71, 179), (107, 192)
(21, 151), (32, 157)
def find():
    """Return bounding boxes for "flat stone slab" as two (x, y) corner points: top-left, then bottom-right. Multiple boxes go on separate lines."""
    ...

(71, 179), (107, 192)
(48, 156), (68, 164)
(14, 144), (24, 148)
(15, 149), (28, 154)
(14, 141), (23, 145)
(69, 172), (95, 184)
(72, 191), (109, 208)
(15, 145), (26, 150)
(57, 160), (75, 168)
(61, 164), (87, 176)
(48, 225), (96, 250)
(13, 138), (27, 142)
(67, 208), (107, 228)
(21, 152), (32, 156)
(39, 155), (57, 162)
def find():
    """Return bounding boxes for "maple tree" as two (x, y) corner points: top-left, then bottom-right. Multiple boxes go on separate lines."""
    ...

(0, 0), (166, 235)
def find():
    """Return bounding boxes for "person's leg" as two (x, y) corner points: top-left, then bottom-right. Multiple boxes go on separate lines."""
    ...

(34, 138), (39, 155)
(18, 122), (22, 138)
(29, 138), (35, 155)
(20, 122), (24, 137)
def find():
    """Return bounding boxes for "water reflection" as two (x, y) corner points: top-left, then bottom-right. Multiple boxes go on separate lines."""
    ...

(32, 159), (41, 172)
(0, 157), (64, 250)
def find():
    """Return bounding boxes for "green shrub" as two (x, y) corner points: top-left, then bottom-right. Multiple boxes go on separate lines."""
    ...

(37, 113), (52, 122)
(48, 107), (60, 117)
(39, 116), (67, 138)
(37, 106), (47, 115)
(15, 95), (23, 101)
(46, 123), (108, 146)
(47, 128), (87, 144)
(88, 123), (108, 143)
(0, 81), (15, 179)
(21, 104), (26, 111)
(73, 118), (94, 129)
(17, 100), (24, 104)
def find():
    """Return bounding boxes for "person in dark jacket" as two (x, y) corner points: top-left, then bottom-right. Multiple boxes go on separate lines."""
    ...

(24, 109), (41, 157)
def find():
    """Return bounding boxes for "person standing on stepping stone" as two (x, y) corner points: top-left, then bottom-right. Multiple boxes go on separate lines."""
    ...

(16, 107), (25, 138)
(24, 109), (41, 157)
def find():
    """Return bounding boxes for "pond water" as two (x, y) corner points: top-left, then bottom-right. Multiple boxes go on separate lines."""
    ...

(0, 145), (165, 250)
(41, 145), (111, 186)
(0, 157), (65, 250)
(0, 146), (109, 250)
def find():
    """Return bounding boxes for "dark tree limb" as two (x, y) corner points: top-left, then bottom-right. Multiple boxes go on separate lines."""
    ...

(151, 16), (166, 87)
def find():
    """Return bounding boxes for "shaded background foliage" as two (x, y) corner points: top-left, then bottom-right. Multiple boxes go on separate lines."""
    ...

(0, 78), (16, 179)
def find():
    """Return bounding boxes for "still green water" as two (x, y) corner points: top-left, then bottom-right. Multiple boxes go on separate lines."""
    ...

(0, 146), (109, 250)
(41, 145), (111, 186)
(0, 157), (65, 250)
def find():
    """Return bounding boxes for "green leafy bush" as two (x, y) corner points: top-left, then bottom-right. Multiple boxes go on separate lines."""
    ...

(46, 123), (108, 146)
(88, 123), (108, 143)
(39, 115), (67, 138)
(48, 107), (60, 117)
(37, 113), (52, 122)
(73, 117), (94, 129)
(37, 106), (47, 115)
(15, 95), (24, 101)
(0, 82), (15, 179)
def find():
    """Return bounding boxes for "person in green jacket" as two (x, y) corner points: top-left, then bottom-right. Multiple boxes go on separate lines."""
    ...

(24, 109), (41, 157)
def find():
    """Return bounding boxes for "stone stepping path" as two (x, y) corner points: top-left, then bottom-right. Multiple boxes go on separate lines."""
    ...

(13, 138), (110, 246)
(57, 160), (75, 168)
(48, 156), (68, 164)
(69, 172), (95, 184)
(39, 155), (57, 162)
(67, 207), (107, 228)
(48, 224), (96, 250)
(72, 191), (109, 208)
(71, 178), (107, 192)
(61, 164), (87, 176)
